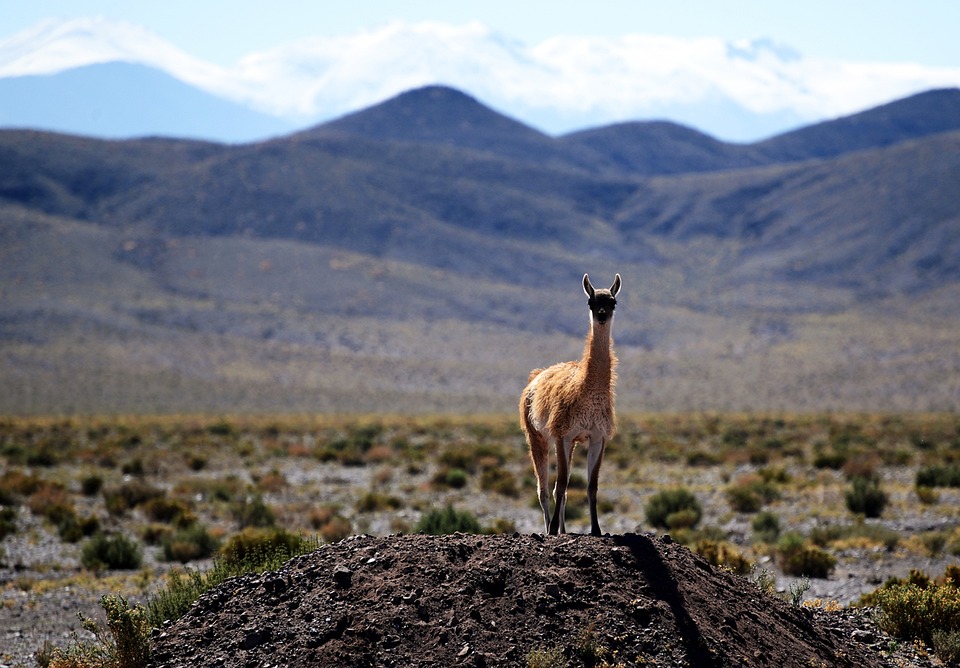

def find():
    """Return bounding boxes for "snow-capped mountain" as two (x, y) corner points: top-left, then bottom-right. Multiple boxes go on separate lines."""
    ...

(2, 17), (959, 143)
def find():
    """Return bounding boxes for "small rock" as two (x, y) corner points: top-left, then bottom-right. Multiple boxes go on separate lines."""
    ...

(333, 566), (352, 588)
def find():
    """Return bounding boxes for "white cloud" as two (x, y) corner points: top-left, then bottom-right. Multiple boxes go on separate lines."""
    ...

(2, 17), (960, 140)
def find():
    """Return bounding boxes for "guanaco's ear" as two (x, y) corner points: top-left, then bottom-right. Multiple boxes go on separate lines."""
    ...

(582, 274), (595, 298)
(610, 273), (622, 297)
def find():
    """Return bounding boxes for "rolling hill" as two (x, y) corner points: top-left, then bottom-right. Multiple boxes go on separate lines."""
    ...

(1, 86), (958, 414)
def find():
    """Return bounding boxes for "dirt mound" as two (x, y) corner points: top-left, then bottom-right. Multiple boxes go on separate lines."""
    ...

(149, 533), (911, 667)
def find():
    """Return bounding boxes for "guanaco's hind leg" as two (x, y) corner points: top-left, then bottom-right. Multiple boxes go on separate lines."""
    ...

(549, 435), (575, 535)
(529, 431), (551, 533)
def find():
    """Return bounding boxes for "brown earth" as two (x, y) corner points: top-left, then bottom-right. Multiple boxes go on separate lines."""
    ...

(148, 532), (933, 668)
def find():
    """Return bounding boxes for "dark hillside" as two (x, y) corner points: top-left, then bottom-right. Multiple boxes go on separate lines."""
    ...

(302, 85), (609, 172)
(563, 88), (960, 177)
(561, 120), (765, 174)
(754, 87), (960, 162)
(616, 131), (960, 297)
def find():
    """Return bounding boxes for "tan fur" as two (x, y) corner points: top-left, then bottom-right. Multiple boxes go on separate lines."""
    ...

(520, 273), (620, 536)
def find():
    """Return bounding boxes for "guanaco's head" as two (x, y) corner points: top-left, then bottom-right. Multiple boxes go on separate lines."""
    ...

(583, 273), (621, 325)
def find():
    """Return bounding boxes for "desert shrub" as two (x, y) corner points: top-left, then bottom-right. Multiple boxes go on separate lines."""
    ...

(231, 494), (276, 529)
(479, 467), (519, 497)
(751, 511), (781, 544)
(207, 419), (237, 437)
(645, 488), (702, 530)
(874, 581), (960, 654)
(309, 506), (352, 543)
(686, 450), (722, 467)
(775, 532), (836, 578)
(812, 449), (847, 470)
(0, 507), (18, 540)
(726, 474), (779, 513)
(142, 497), (196, 527)
(81, 533), (143, 571)
(933, 629), (960, 665)
(318, 423), (382, 466)
(809, 522), (899, 551)
(415, 505), (483, 534)
(0, 468), (42, 499)
(48, 594), (150, 668)
(174, 477), (243, 502)
(355, 491), (403, 513)
(917, 464), (960, 488)
(253, 469), (287, 493)
(219, 527), (312, 567)
(694, 539), (752, 574)
(432, 466), (469, 489)
(102, 480), (164, 515)
(185, 454), (207, 471)
(526, 646), (566, 668)
(57, 513), (100, 543)
(121, 458), (145, 477)
(27, 482), (74, 525)
(916, 485), (940, 505)
(844, 477), (888, 518)
(163, 524), (220, 563)
(80, 474), (104, 496)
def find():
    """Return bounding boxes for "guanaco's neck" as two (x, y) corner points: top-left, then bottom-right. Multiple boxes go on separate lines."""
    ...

(582, 319), (615, 389)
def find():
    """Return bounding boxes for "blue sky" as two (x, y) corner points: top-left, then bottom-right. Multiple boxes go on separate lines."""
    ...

(6, 0), (960, 68)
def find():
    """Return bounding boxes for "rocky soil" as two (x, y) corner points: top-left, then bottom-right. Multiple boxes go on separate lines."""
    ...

(149, 532), (935, 668)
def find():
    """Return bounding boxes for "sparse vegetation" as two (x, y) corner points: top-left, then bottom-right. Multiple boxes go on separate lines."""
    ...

(645, 488), (702, 530)
(844, 476), (888, 518)
(872, 567), (960, 664)
(415, 505), (484, 535)
(80, 533), (143, 572)
(1, 413), (958, 665)
(775, 533), (836, 578)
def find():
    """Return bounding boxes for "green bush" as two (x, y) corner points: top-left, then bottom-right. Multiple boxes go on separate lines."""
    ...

(479, 468), (519, 497)
(81, 533), (143, 571)
(809, 521), (899, 551)
(874, 581), (960, 651)
(49, 594), (151, 668)
(57, 513), (100, 543)
(143, 496), (196, 527)
(0, 507), (17, 540)
(80, 474), (104, 496)
(163, 524), (220, 563)
(433, 467), (469, 489)
(751, 511), (781, 544)
(775, 532), (836, 578)
(219, 527), (311, 567)
(355, 491), (403, 513)
(726, 474), (780, 513)
(645, 488), (702, 530)
(102, 480), (164, 515)
(844, 477), (888, 518)
(415, 505), (483, 534)
(231, 494), (276, 529)
(694, 539), (752, 574)
(917, 464), (960, 488)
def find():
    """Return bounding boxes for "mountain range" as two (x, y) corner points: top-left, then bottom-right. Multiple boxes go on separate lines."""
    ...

(4, 17), (959, 143)
(1, 85), (958, 414)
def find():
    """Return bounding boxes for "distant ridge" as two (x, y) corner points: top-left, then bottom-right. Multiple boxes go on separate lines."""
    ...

(561, 87), (960, 175)
(754, 87), (960, 162)
(303, 85), (606, 171)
